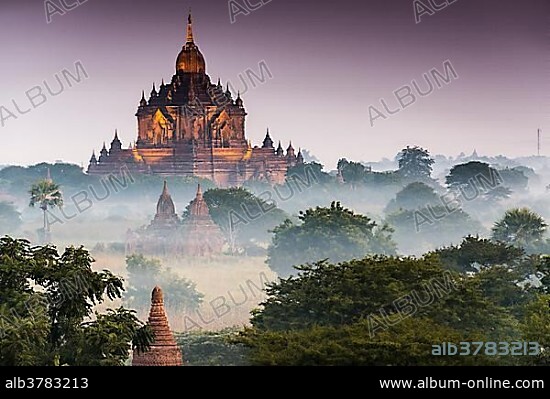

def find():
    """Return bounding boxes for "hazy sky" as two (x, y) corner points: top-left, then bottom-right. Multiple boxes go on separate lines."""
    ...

(0, 0), (548, 169)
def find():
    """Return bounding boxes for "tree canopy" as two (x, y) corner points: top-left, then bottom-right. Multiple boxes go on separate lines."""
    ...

(195, 187), (289, 253)
(267, 201), (396, 276)
(0, 237), (152, 366)
(124, 254), (203, 314)
(240, 250), (550, 365)
(397, 146), (434, 182)
(385, 182), (440, 214)
(492, 208), (548, 253)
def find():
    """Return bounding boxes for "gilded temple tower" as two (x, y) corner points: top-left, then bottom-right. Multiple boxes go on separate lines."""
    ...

(88, 11), (301, 186)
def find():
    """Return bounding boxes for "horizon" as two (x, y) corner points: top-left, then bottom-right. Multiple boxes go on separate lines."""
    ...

(0, 0), (548, 169)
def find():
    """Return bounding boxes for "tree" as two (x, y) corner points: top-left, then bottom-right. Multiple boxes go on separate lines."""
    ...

(337, 159), (367, 189)
(239, 318), (484, 366)
(434, 235), (524, 273)
(483, 186), (512, 203)
(385, 182), (440, 214)
(285, 162), (333, 185)
(124, 254), (203, 314)
(177, 329), (250, 366)
(498, 167), (529, 192)
(197, 188), (288, 252)
(446, 161), (500, 192)
(492, 208), (547, 252)
(29, 177), (63, 241)
(267, 201), (396, 276)
(239, 255), (524, 365)
(0, 202), (22, 235)
(385, 206), (482, 255)
(397, 146), (434, 182)
(519, 294), (550, 365)
(0, 237), (152, 366)
(0, 163), (81, 196)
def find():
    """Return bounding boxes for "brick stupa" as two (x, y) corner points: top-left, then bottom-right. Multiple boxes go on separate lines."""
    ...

(181, 184), (225, 256)
(132, 286), (183, 366)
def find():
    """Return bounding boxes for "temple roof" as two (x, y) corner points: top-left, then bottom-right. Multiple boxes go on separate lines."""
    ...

(151, 181), (179, 229)
(262, 129), (274, 149)
(188, 184), (210, 217)
(176, 12), (206, 74)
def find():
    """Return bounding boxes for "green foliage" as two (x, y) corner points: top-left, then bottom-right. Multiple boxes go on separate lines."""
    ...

(29, 178), (63, 235)
(240, 249), (548, 365)
(267, 202), (396, 276)
(519, 294), (550, 365)
(254, 256), (448, 331)
(286, 162), (333, 185)
(534, 256), (550, 294)
(397, 146), (434, 182)
(62, 308), (153, 366)
(239, 318), (501, 366)
(385, 182), (440, 213)
(337, 159), (368, 188)
(0, 163), (88, 197)
(492, 208), (548, 253)
(176, 329), (250, 366)
(0, 237), (152, 366)
(198, 187), (289, 251)
(124, 254), (203, 313)
(445, 161), (500, 192)
(434, 235), (525, 273)
(0, 293), (50, 366)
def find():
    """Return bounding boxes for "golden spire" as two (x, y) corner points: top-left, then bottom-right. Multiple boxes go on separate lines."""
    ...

(186, 9), (194, 44)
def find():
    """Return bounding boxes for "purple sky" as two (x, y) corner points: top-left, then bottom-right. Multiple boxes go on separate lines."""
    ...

(0, 0), (548, 169)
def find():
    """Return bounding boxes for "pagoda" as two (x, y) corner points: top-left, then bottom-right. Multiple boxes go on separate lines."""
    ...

(126, 182), (225, 257)
(132, 286), (183, 366)
(88, 12), (302, 187)
(181, 184), (225, 256)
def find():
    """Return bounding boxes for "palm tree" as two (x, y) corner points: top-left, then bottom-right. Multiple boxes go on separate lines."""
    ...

(492, 208), (547, 251)
(29, 173), (63, 241)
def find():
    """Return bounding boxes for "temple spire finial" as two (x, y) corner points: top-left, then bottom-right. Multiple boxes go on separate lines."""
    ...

(186, 9), (194, 44)
(140, 90), (147, 106)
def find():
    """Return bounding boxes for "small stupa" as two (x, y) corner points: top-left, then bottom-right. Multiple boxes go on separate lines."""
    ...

(132, 286), (183, 366)
(181, 184), (225, 256)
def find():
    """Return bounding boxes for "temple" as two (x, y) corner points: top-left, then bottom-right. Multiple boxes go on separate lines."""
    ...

(88, 12), (302, 187)
(126, 182), (225, 256)
(181, 184), (225, 256)
(132, 286), (183, 366)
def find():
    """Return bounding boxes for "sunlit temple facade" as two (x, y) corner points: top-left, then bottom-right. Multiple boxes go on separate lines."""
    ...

(88, 13), (302, 187)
